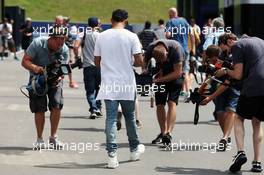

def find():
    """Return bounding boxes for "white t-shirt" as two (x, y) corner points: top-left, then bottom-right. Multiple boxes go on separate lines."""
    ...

(0, 23), (13, 39)
(94, 28), (142, 100)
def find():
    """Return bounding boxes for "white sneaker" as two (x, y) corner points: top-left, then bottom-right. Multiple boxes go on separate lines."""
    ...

(49, 136), (64, 149)
(130, 144), (145, 161)
(107, 154), (119, 169)
(33, 138), (45, 150)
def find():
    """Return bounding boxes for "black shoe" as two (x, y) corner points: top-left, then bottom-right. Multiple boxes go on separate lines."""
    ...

(251, 161), (263, 172)
(14, 56), (19, 61)
(227, 137), (231, 144)
(217, 138), (227, 152)
(136, 120), (142, 129)
(162, 133), (172, 146)
(151, 133), (163, 144)
(95, 110), (103, 117)
(89, 112), (97, 119)
(229, 151), (247, 173)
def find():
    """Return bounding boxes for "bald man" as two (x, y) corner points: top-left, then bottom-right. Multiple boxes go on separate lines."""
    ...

(166, 7), (192, 102)
(145, 39), (184, 146)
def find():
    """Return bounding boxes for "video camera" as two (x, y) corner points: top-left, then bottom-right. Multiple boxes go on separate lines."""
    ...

(46, 54), (71, 85)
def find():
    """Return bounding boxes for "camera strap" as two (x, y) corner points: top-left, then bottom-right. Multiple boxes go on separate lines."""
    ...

(194, 103), (200, 125)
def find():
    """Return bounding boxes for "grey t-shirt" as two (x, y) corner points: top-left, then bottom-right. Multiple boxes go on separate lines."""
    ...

(154, 27), (166, 40)
(78, 31), (100, 67)
(26, 36), (69, 76)
(232, 37), (264, 97)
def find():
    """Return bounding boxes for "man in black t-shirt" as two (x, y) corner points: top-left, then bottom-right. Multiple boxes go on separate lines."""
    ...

(216, 33), (264, 173)
(20, 18), (33, 53)
(145, 39), (184, 146)
(138, 21), (157, 50)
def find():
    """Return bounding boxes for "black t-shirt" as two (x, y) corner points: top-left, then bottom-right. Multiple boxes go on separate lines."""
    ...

(145, 39), (184, 86)
(145, 39), (184, 75)
(232, 37), (264, 97)
(138, 29), (156, 50)
(20, 23), (33, 41)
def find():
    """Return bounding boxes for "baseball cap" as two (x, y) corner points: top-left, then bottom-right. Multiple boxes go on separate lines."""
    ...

(88, 17), (99, 28)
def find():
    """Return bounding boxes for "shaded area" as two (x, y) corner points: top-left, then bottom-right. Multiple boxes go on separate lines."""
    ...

(60, 127), (105, 132)
(59, 116), (89, 119)
(0, 146), (33, 155)
(100, 142), (160, 149)
(176, 120), (218, 126)
(35, 160), (132, 169)
(155, 166), (233, 175)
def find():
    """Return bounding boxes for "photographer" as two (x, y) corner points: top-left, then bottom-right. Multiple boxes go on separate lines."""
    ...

(21, 26), (69, 149)
(215, 33), (264, 173)
(198, 45), (240, 152)
(19, 17), (33, 53)
(145, 39), (184, 146)
(0, 18), (19, 60)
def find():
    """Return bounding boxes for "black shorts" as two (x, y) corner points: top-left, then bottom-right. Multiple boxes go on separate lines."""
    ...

(7, 38), (15, 50)
(155, 77), (184, 106)
(29, 85), (64, 113)
(236, 95), (264, 121)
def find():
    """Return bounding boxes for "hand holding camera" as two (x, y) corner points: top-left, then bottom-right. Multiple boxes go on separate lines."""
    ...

(215, 68), (228, 78)
(33, 65), (44, 74)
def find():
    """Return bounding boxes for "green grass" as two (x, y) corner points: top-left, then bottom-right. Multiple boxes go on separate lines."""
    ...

(6, 0), (176, 24)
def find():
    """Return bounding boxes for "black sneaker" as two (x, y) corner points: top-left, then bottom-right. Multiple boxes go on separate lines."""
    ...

(229, 151), (247, 173)
(151, 133), (163, 144)
(136, 120), (142, 129)
(14, 56), (19, 61)
(217, 138), (227, 152)
(95, 110), (103, 117)
(90, 112), (97, 119)
(227, 137), (231, 144)
(251, 161), (263, 173)
(162, 133), (172, 146)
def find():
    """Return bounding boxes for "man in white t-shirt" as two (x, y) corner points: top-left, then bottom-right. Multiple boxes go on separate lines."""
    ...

(94, 9), (145, 169)
(0, 18), (19, 60)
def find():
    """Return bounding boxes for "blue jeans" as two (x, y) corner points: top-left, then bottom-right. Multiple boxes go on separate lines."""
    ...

(83, 66), (101, 113)
(213, 87), (240, 114)
(105, 100), (139, 155)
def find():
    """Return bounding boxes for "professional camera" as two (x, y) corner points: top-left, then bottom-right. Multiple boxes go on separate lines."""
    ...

(46, 54), (71, 85)
(70, 56), (83, 69)
(189, 88), (206, 104)
(198, 61), (233, 76)
(135, 57), (160, 87)
(135, 72), (153, 86)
